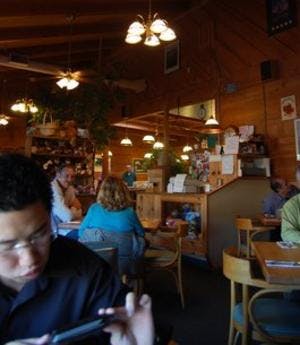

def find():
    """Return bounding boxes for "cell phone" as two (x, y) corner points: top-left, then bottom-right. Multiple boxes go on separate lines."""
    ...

(49, 314), (113, 344)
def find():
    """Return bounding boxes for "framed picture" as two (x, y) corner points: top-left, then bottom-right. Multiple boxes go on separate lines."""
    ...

(132, 158), (147, 173)
(266, 0), (297, 36)
(164, 41), (180, 74)
(294, 119), (300, 160)
(281, 95), (297, 120)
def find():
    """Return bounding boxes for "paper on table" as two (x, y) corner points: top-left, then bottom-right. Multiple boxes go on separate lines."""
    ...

(222, 155), (234, 175)
(224, 136), (239, 154)
(277, 241), (297, 249)
(265, 260), (300, 268)
(173, 174), (187, 193)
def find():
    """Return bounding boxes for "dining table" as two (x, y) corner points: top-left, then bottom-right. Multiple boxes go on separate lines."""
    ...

(252, 241), (300, 285)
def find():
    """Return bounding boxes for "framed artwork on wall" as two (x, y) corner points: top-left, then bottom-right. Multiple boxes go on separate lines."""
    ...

(281, 95), (297, 120)
(164, 40), (180, 74)
(266, 0), (297, 36)
(294, 119), (300, 161)
(132, 158), (147, 173)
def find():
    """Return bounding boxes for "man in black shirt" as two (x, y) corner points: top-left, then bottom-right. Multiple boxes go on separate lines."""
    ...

(0, 154), (153, 345)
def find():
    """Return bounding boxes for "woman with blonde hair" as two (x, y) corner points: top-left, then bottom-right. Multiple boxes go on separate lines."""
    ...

(79, 176), (145, 275)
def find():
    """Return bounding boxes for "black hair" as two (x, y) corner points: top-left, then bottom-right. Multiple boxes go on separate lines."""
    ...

(270, 178), (283, 193)
(0, 153), (53, 213)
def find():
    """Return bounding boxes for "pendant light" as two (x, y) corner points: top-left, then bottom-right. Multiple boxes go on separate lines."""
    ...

(153, 122), (164, 150)
(11, 98), (38, 113)
(56, 15), (79, 90)
(142, 134), (155, 144)
(144, 152), (153, 159)
(183, 144), (193, 153)
(120, 118), (133, 146)
(181, 154), (189, 161)
(0, 79), (9, 126)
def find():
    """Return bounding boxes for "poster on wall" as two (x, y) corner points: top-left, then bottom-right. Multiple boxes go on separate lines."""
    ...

(281, 95), (297, 121)
(294, 119), (300, 161)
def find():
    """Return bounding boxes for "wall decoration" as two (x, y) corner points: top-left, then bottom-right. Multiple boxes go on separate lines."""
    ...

(294, 119), (300, 161)
(164, 40), (180, 74)
(132, 158), (147, 173)
(169, 99), (215, 122)
(266, 0), (297, 36)
(281, 95), (297, 120)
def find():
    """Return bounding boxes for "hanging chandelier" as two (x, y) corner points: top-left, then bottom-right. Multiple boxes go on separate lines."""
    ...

(57, 15), (79, 90)
(11, 98), (38, 113)
(125, 0), (176, 47)
(143, 134), (155, 144)
(153, 140), (164, 149)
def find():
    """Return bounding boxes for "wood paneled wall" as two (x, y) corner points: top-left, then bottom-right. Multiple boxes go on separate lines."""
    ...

(109, 0), (300, 181)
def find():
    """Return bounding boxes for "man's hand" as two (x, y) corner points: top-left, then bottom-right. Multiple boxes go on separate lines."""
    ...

(5, 335), (49, 345)
(99, 293), (154, 345)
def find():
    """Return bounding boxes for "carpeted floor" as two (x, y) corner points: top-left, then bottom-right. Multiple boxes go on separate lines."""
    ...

(145, 258), (230, 345)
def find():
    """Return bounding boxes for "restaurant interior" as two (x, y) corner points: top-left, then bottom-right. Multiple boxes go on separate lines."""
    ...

(1, 0), (300, 344)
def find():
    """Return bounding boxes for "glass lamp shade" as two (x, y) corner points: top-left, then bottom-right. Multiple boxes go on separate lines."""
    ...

(181, 154), (189, 161)
(159, 28), (176, 41)
(11, 102), (20, 112)
(125, 33), (142, 44)
(18, 102), (27, 113)
(120, 137), (133, 146)
(205, 116), (219, 126)
(0, 115), (9, 126)
(183, 144), (193, 153)
(108, 150), (113, 157)
(143, 134), (155, 144)
(56, 77), (69, 89)
(144, 152), (153, 159)
(29, 104), (38, 113)
(153, 140), (164, 149)
(128, 21), (145, 35)
(66, 78), (79, 90)
(144, 34), (160, 47)
(150, 18), (167, 34)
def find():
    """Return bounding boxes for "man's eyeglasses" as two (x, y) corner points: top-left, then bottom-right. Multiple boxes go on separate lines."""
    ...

(0, 228), (54, 255)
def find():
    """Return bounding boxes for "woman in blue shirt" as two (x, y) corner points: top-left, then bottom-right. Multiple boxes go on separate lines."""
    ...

(79, 176), (145, 275)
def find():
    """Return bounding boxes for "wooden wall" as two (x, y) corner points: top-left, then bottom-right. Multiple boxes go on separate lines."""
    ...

(109, 0), (300, 181)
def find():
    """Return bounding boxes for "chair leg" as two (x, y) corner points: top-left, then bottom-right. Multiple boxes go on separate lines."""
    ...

(233, 331), (240, 345)
(177, 260), (185, 309)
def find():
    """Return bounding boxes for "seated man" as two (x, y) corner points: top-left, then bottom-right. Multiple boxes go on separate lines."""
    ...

(51, 163), (82, 237)
(262, 177), (290, 216)
(0, 154), (154, 345)
(122, 165), (136, 187)
(281, 167), (300, 243)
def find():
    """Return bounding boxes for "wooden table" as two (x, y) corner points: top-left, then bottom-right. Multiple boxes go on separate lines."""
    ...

(140, 219), (161, 232)
(252, 241), (300, 285)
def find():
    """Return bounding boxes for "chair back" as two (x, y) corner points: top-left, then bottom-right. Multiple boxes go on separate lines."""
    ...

(236, 217), (253, 231)
(83, 241), (119, 273)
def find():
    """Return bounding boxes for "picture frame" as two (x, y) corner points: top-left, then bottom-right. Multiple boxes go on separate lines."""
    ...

(132, 158), (147, 173)
(281, 95), (297, 121)
(266, 0), (297, 36)
(294, 119), (300, 161)
(164, 40), (180, 74)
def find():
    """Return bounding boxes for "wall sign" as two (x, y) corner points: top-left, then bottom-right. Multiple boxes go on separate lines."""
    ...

(281, 95), (297, 121)
(164, 40), (180, 74)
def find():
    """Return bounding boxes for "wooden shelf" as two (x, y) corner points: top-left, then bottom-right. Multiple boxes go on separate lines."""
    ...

(32, 152), (87, 159)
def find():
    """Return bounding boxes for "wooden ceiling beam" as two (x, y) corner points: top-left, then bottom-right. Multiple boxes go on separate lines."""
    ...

(0, 1), (190, 18)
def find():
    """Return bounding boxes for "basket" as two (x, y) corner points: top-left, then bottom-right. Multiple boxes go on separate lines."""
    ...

(37, 112), (59, 136)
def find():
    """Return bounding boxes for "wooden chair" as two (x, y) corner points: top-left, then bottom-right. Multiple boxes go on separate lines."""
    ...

(144, 220), (188, 308)
(223, 246), (286, 345)
(249, 288), (300, 344)
(235, 217), (275, 259)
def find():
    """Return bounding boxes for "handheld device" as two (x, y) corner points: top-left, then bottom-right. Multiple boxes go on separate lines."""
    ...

(50, 315), (113, 344)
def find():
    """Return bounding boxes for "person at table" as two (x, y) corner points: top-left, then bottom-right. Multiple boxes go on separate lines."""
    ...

(122, 164), (136, 187)
(51, 163), (82, 238)
(79, 176), (145, 275)
(281, 167), (300, 242)
(0, 153), (154, 345)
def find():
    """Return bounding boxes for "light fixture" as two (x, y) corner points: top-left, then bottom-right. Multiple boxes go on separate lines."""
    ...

(183, 144), (193, 153)
(144, 152), (153, 159)
(125, 0), (176, 47)
(10, 98), (38, 114)
(143, 134), (155, 144)
(108, 150), (113, 157)
(153, 140), (164, 149)
(205, 116), (219, 126)
(181, 154), (189, 161)
(120, 117), (133, 146)
(57, 15), (79, 90)
(0, 114), (9, 126)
